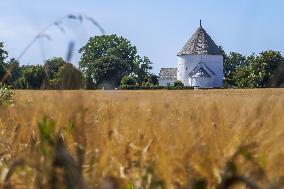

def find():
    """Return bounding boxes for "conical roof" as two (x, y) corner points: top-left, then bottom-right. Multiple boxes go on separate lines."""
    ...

(178, 26), (222, 56)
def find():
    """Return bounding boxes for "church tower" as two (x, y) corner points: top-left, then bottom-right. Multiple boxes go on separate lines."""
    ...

(177, 21), (224, 88)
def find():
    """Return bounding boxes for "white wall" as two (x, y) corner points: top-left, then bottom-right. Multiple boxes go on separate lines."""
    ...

(190, 77), (213, 88)
(177, 54), (224, 87)
(159, 79), (177, 86)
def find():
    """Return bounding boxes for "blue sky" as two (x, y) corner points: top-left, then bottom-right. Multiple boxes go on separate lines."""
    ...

(0, 0), (284, 74)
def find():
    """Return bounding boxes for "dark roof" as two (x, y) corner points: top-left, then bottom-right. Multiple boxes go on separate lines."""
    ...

(159, 68), (177, 80)
(178, 26), (222, 56)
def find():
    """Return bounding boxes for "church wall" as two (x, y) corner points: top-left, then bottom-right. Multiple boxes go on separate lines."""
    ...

(177, 55), (224, 87)
(190, 77), (213, 88)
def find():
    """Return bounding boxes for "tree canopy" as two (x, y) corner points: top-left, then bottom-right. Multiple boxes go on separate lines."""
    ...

(0, 43), (8, 82)
(1, 38), (284, 90)
(79, 34), (154, 89)
(21, 65), (46, 89)
(225, 50), (284, 88)
(43, 57), (83, 89)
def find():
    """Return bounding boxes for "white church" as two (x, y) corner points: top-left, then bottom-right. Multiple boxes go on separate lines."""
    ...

(159, 21), (224, 88)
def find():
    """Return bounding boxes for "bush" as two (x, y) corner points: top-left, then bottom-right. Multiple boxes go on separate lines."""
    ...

(120, 76), (138, 86)
(0, 84), (15, 105)
(174, 80), (184, 88)
(144, 75), (159, 86)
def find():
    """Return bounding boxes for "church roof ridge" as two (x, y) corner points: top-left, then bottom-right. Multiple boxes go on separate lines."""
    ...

(178, 23), (222, 56)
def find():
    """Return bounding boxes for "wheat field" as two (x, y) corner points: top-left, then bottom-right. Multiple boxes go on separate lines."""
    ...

(0, 90), (284, 189)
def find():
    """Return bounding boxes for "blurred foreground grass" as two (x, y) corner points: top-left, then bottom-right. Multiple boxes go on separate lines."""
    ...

(0, 90), (284, 189)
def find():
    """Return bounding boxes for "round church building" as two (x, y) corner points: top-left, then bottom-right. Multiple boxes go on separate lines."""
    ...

(177, 22), (224, 88)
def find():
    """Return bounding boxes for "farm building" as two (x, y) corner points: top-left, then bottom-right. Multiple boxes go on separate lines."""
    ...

(158, 68), (177, 86)
(159, 21), (224, 88)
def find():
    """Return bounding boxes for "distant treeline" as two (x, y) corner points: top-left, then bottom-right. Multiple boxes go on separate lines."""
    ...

(222, 49), (284, 88)
(0, 35), (284, 89)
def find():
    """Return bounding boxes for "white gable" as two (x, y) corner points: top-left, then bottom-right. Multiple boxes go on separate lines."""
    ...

(188, 63), (215, 78)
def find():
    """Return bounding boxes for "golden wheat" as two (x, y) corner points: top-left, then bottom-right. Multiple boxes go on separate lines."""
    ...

(0, 89), (284, 189)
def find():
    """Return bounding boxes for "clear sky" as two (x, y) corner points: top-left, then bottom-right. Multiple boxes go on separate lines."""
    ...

(0, 0), (284, 74)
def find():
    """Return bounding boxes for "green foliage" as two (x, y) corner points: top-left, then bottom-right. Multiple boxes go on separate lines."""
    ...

(225, 50), (284, 88)
(38, 117), (56, 145)
(174, 80), (184, 88)
(3, 58), (22, 88)
(3, 36), (284, 90)
(224, 52), (247, 87)
(0, 84), (15, 105)
(144, 75), (159, 86)
(120, 75), (138, 86)
(120, 74), (159, 89)
(0, 42), (8, 82)
(55, 63), (83, 89)
(35, 117), (89, 188)
(135, 56), (153, 83)
(270, 62), (284, 87)
(21, 65), (46, 89)
(92, 55), (130, 89)
(79, 35), (137, 89)
(79, 34), (153, 89)
(43, 57), (65, 83)
(0, 62), (5, 82)
(0, 42), (8, 64)
(45, 59), (83, 89)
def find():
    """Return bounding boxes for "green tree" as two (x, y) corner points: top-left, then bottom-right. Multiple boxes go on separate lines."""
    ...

(91, 55), (129, 89)
(21, 65), (46, 89)
(257, 50), (283, 86)
(135, 56), (153, 83)
(79, 34), (153, 89)
(224, 52), (247, 87)
(233, 51), (284, 88)
(174, 80), (184, 88)
(53, 63), (83, 89)
(43, 57), (65, 82)
(0, 42), (8, 82)
(4, 58), (22, 88)
(271, 60), (284, 87)
(42, 57), (83, 89)
(120, 75), (137, 86)
(144, 75), (159, 86)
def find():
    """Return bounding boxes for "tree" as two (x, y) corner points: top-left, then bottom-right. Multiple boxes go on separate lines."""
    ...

(224, 52), (247, 87)
(135, 56), (153, 83)
(91, 55), (129, 89)
(43, 57), (83, 89)
(120, 76), (137, 86)
(44, 57), (65, 82)
(0, 42), (8, 82)
(174, 80), (184, 88)
(21, 65), (46, 89)
(232, 51), (284, 88)
(53, 63), (83, 89)
(144, 75), (159, 86)
(270, 60), (284, 87)
(79, 34), (153, 89)
(257, 50), (283, 86)
(4, 58), (22, 88)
